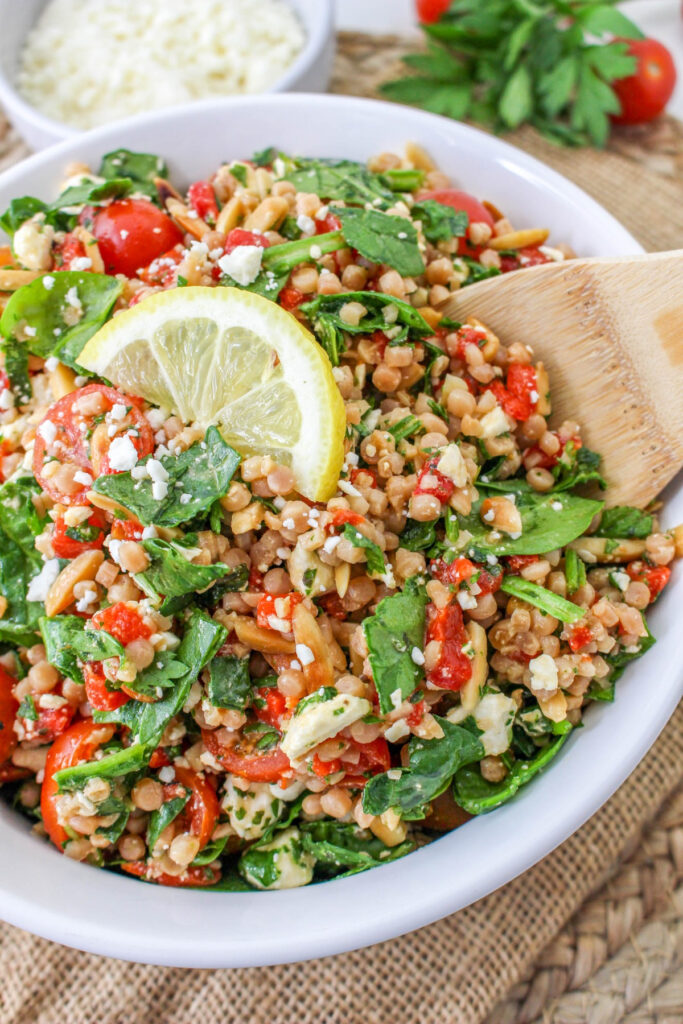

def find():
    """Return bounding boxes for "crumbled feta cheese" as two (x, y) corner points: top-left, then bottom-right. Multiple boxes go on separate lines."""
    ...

(130, 464), (148, 481)
(449, 692), (516, 756)
(73, 470), (93, 486)
(42, 275), (55, 290)
(223, 777), (284, 840)
(390, 688), (403, 710)
(529, 389), (539, 403)
(322, 535), (341, 555)
(282, 517), (296, 530)
(145, 407), (167, 429)
(338, 479), (361, 498)
(70, 256), (92, 271)
(38, 420), (57, 444)
(44, 356), (59, 371)
(0, 389), (15, 411)
(457, 590), (478, 610)
(107, 434), (138, 472)
(551, 501), (563, 511)
(309, 244), (322, 260)
(75, 587), (98, 612)
(295, 643), (315, 667)
(410, 646), (425, 666)
(384, 719), (410, 742)
(483, 509), (495, 523)
(110, 402), (127, 421)
(23, 326), (36, 337)
(141, 525), (158, 540)
(152, 480), (169, 501)
(436, 443), (468, 488)
(296, 213), (316, 235)
(529, 653), (559, 694)
(179, 493), (192, 505)
(611, 570), (630, 593)
(281, 694), (370, 762)
(217, 244), (263, 285)
(158, 766), (175, 783)
(65, 286), (82, 310)
(145, 458), (169, 483)
(27, 559), (60, 602)
(479, 405), (510, 439)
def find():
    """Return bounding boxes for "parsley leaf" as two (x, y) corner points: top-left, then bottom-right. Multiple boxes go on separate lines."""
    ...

(363, 577), (428, 714)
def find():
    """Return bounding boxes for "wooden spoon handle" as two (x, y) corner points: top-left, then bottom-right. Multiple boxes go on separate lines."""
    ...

(439, 251), (683, 507)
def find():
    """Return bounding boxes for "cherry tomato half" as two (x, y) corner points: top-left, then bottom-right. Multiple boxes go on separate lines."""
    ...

(41, 721), (116, 848)
(33, 384), (154, 505)
(173, 766), (219, 849)
(91, 602), (153, 646)
(612, 38), (677, 125)
(51, 511), (106, 559)
(120, 861), (220, 887)
(0, 666), (18, 765)
(425, 601), (472, 691)
(202, 726), (291, 783)
(83, 662), (129, 712)
(91, 199), (184, 278)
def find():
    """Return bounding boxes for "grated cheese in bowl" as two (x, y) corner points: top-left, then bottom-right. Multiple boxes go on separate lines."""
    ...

(17, 0), (306, 130)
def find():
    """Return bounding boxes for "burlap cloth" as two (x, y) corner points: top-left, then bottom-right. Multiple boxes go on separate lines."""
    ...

(0, 30), (682, 1024)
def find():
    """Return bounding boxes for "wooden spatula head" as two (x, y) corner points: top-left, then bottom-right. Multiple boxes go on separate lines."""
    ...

(439, 251), (683, 508)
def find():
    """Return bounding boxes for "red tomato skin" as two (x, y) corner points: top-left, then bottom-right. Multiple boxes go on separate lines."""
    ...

(416, 0), (451, 24)
(328, 508), (365, 530)
(224, 229), (270, 253)
(256, 592), (303, 630)
(137, 246), (183, 287)
(500, 245), (553, 273)
(567, 623), (593, 652)
(318, 592), (347, 621)
(54, 232), (88, 271)
(33, 384), (154, 505)
(202, 727), (291, 783)
(312, 753), (342, 777)
(414, 455), (455, 503)
(187, 181), (219, 223)
(0, 666), (18, 764)
(425, 602), (473, 690)
(91, 199), (184, 277)
(173, 766), (219, 849)
(41, 722), (117, 847)
(83, 662), (129, 712)
(279, 285), (306, 311)
(505, 554), (540, 574)
(315, 212), (342, 234)
(51, 511), (106, 559)
(110, 518), (144, 541)
(612, 38), (677, 124)
(431, 556), (475, 588)
(626, 562), (671, 601)
(418, 189), (494, 255)
(254, 686), (288, 728)
(121, 861), (220, 887)
(91, 602), (152, 646)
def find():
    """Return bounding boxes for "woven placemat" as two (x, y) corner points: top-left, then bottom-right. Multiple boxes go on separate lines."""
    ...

(0, 29), (682, 1024)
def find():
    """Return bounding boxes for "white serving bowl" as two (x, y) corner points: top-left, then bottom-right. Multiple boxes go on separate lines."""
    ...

(0, 0), (335, 150)
(0, 94), (680, 968)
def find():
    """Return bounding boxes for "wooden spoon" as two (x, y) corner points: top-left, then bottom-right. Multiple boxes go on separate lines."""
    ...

(438, 250), (683, 508)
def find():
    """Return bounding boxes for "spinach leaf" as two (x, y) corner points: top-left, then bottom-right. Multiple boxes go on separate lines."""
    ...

(0, 477), (47, 565)
(458, 256), (501, 284)
(500, 576), (585, 623)
(453, 731), (571, 813)
(283, 157), (394, 207)
(252, 145), (278, 167)
(412, 199), (468, 243)
(195, 563), (249, 609)
(207, 655), (252, 711)
(597, 506), (653, 539)
(55, 742), (149, 791)
(191, 835), (229, 866)
(120, 651), (187, 700)
(39, 616), (124, 684)
(333, 206), (425, 277)
(48, 178), (136, 215)
(399, 519), (437, 552)
(147, 789), (190, 852)
(363, 578), (428, 714)
(96, 809), (130, 845)
(198, 870), (255, 892)
(341, 524), (386, 576)
(135, 535), (232, 610)
(2, 339), (31, 404)
(301, 291), (432, 337)
(98, 148), (168, 201)
(552, 444), (606, 491)
(459, 485), (603, 556)
(0, 272), (122, 372)
(93, 426), (240, 527)
(300, 820), (413, 877)
(564, 547), (586, 595)
(95, 611), (227, 748)
(0, 479), (50, 646)
(17, 695), (38, 720)
(363, 717), (484, 819)
(0, 197), (47, 238)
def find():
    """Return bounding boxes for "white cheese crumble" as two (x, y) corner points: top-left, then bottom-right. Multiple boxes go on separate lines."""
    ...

(296, 214), (316, 235)
(218, 244), (263, 285)
(27, 559), (60, 602)
(280, 693), (371, 762)
(107, 434), (138, 472)
(611, 570), (630, 593)
(17, 0), (306, 131)
(449, 692), (516, 756)
(479, 405), (511, 439)
(0, 389), (15, 411)
(436, 443), (468, 488)
(384, 719), (410, 742)
(410, 646), (425, 666)
(528, 653), (559, 694)
(241, 827), (314, 891)
(222, 776), (283, 840)
(73, 470), (93, 486)
(158, 766), (175, 783)
(456, 590), (478, 610)
(70, 256), (92, 271)
(42, 275), (55, 290)
(37, 420), (57, 444)
(295, 643), (315, 667)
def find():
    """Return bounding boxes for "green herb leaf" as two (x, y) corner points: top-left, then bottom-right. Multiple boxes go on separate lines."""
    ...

(0, 196), (47, 238)
(363, 717), (484, 820)
(147, 789), (190, 852)
(499, 63), (533, 128)
(135, 535), (232, 611)
(399, 519), (438, 553)
(597, 506), (653, 540)
(300, 820), (413, 877)
(453, 731), (572, 814)
(93, 426), (240, 527)
(564, 547), (587, 595)
(500, 575), (585, 623)
(207, 655), (252, 711)
(333, 206), (425, 277)
(605, 615), (655, 685)
(341, 524), (386, 577)
(283, 157), (394, 207)
(411, 199), (468, 243)
(39, 616), (124, 685)
(98, 149), (168, 201)
(363, 577), (428, 714)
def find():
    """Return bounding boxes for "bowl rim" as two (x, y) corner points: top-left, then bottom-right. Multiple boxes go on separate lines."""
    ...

(0, 0), (335, 143)
(0, 92), (679, 969)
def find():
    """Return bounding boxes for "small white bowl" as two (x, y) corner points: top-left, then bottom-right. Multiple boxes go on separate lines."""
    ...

(0, 94), (680, 968)
(0, 0), (335, 150)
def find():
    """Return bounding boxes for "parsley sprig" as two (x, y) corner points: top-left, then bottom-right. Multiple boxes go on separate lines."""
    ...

(381, 1), (643, 147)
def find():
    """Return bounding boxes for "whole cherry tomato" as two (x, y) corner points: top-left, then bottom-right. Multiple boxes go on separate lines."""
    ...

(91, 199), (184, 277)
(612, 38), (677, 124)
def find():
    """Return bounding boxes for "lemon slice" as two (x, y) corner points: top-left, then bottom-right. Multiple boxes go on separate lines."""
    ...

(78, 286), (346, 501)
